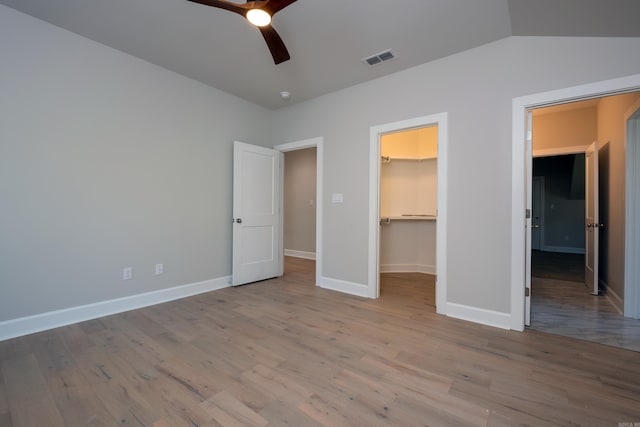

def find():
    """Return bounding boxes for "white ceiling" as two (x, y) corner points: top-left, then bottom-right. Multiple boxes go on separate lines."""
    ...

(3, 0), (639, 109)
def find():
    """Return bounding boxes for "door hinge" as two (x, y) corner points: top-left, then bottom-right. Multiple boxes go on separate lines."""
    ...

(525, 209), (531, 219)
(525, 287), (530, 297)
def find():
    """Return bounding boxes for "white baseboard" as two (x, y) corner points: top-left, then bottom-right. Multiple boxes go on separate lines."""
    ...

(540, 245), (585, 255)
(319, 276), (369, 298)
(445, 302), (511, 330)
(380, 263), (436, 275)
(0, 276), (231, 342)
(284, 249), (316, 260)
(602, 280), (624, 315)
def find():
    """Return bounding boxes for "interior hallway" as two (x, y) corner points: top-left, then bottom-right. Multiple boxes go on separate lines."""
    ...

(529, 251), (640, 352)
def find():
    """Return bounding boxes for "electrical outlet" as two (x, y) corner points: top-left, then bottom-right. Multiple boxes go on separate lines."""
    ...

(123, 267), (133, 280)
(155, 263), (164, 275)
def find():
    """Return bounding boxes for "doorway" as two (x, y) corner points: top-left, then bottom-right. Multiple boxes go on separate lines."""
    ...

(511, 74), (640, 330)
(528, 97), (640, 351)
(511, 74), (640, 350)
(369, 113), (448, 313)
(378, 126), (438, 305)
(275, 137), (323, 288)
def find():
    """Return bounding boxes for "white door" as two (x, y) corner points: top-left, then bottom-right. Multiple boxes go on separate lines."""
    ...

(585, 141), (599, 295)
(531, 177), (543, 251)
(232, 141), (281, 286)
(525, 111), (533, 326)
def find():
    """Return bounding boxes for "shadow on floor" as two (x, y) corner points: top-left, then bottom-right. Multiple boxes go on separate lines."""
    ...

(531, 250), (584, 283)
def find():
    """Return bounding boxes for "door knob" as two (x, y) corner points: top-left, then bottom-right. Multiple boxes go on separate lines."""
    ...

(235, 218), (242, 224)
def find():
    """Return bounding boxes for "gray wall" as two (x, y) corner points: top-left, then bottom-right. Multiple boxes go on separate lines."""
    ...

(271, 36), (640, 314)
(0, 5), (272, 321)
(284, 148), (317, 254)
(4, 1), (640, 326)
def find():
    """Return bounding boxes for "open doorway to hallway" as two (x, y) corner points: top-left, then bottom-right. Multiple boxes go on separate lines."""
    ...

(527, 93), (640, 352)
(275, 137), (323, 288)
(282, 147), (317, 284)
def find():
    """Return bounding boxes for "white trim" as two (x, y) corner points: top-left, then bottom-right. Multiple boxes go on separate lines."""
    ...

(318, 277), (369, 298)
(511, 73), (640, 331)
(445, 303), (511, 330)
(275, 137), (323, 287)
(369, 113), (448, 313)
(380, 264), (436, 275)
(602, 279), (624, 315)
(284, 249), (316, 260)
(0, 276), (231, 342)
(624, 99), (640, 319)
(531, 176), (545, 251)
(539, 245), (585, 255)
(533, 145), (588, 158)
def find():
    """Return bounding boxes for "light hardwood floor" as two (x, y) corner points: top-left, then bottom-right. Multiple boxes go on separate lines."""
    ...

(530, 277), (640, 352)
(530, 250), (640, 352)
(1, 257), (640, 426)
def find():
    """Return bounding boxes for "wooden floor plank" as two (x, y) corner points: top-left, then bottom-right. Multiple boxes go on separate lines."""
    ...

(1, 257), (639, 426)
(29, 329), (114, 426)
(2, 354), (65, 427)
(0, 368), (10, 426)
(201, 391), (269, 427)
(530, 276), (640, 351)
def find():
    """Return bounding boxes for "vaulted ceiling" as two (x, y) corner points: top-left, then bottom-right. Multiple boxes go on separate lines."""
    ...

(2, 0), (639, 109)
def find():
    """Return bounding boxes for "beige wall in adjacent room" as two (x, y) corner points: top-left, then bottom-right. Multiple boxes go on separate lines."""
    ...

(533, 107), (598, 151)
(381, 126), (438, 158)
(597, 92), (640, 303)
(284, 148), (317, 255)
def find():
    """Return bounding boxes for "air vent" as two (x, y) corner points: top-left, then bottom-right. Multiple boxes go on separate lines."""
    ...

(362, 49), (396, 67)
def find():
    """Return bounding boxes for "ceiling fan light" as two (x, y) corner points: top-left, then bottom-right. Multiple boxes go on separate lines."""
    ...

(246, 9), (271, 27)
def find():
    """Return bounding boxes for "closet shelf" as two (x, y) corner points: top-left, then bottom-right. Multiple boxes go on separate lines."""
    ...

(381, 156), (437, 162)
(380, 215), (437, 222)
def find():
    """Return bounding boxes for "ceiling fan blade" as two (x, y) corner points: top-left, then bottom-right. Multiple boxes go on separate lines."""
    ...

(188, 0), (294, 64)
(258, 25), (290, 64)
(262, 0), (298, 15)
(186, 0), (247, 16)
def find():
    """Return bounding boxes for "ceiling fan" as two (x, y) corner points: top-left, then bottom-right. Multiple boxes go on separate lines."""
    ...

(187, 0), (298, 64)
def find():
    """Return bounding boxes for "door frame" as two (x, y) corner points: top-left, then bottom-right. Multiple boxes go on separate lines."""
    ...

(585, 141), (600, 296)
(531, 176), (544, 251)
(625, 99), (640, 318)
(368, 113), (448, 311)
(511, 73), (640, 331)
(274, 137), (323, 288)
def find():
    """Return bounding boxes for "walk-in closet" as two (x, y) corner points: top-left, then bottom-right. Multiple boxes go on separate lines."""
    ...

(380, 126), (437, 294)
